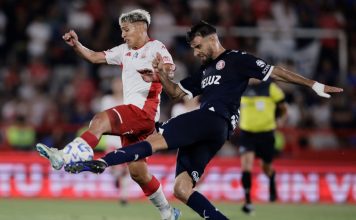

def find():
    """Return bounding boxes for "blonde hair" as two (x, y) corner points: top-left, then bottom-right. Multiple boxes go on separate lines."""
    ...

(119, 9), (151, 26)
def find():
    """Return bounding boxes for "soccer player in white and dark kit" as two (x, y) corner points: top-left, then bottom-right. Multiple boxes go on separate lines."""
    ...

(65, 21), (343, 219)
(35, 9), (180, 220)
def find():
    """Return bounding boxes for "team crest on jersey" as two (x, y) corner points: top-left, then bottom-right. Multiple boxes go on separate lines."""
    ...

(191, 171), (200, 182)
(216, 60), (225, 70)
(125, 52), (131, 57)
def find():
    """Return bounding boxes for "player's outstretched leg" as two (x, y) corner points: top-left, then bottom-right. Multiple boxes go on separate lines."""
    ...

(36, 143), (64, 170)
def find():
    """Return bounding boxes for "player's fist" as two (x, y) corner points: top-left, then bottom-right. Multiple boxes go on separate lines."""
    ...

(62, 30), (79, 47)
(312, 82), (343, 98)
(152, 53), (164, 74)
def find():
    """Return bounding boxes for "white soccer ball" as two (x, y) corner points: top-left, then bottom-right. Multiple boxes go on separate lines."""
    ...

(62, 141), (94, 164)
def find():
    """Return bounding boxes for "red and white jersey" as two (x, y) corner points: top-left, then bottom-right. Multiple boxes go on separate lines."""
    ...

(104, 40), (174, 121)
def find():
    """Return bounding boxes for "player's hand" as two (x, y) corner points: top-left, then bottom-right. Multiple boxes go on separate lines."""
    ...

(137, 68), (160, 82)
(312, 82), (343, 98)
(152, 53), (165, 75)
(62, 30), (79, 47)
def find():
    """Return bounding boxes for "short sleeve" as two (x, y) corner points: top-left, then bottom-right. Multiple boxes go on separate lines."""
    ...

(269, 83), (285, 103)
(234, 52), (274, 81)
(154, 41), (174, 65)
(178, 71), (203, 99)
(104, 45), (125, 65)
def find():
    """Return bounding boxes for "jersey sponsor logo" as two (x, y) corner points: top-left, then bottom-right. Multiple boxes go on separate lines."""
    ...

(256, 60), (266, 68)
(191, 171), (200, 182)
(133, 52), (139, 58)
(216, 60), (225, 70)
(201, 75), (221, 88)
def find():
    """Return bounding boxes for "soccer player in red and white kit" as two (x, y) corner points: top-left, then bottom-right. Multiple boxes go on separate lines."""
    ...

(36, 9), (180, 220)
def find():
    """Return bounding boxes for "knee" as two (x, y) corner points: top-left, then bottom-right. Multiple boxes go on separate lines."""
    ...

(173, 181), (192, 203)
(89, 112), (109, 132)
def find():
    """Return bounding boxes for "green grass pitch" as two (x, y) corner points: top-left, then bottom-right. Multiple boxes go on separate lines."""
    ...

(0, 199), (355, 220)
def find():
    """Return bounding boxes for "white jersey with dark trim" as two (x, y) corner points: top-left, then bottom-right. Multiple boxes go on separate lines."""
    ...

(104, 40), (174, 121)
(179, 50), (273, 129)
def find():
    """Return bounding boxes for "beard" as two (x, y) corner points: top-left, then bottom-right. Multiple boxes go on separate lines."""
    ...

(200, 47), (214, 65)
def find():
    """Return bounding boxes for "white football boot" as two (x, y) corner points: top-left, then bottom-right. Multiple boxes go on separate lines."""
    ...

(165, 207), (181, 220)
(36, 143), (64, 170)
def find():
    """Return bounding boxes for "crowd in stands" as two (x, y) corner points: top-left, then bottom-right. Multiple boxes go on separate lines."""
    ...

(0, 0), (355, 153)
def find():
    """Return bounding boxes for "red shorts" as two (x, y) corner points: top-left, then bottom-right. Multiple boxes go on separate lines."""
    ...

(105, 104), (155, 147)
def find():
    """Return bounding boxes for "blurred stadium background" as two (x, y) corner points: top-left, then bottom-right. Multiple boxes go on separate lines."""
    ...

(0, 0), (356, 219)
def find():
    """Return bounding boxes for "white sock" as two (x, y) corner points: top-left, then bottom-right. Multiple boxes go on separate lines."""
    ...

(148, 185), (172, 219)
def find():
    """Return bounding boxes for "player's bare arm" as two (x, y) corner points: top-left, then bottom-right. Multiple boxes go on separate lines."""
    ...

(62, 30), (106, 64)
(152, 53), (187, 102)
(270, 66), (343, 98)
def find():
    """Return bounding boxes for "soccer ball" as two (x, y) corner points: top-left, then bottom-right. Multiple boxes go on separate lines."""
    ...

(62, 141), (94, 164)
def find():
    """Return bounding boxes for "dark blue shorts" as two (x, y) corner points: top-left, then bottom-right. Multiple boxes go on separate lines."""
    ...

(157, 109), (229, 185)
(239, 130), (275, 164)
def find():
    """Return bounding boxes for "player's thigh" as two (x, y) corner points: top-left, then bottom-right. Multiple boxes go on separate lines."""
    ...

(159, 109), (229, 149)
(175, 139), (225, 187)
(105, 104), (155, 136)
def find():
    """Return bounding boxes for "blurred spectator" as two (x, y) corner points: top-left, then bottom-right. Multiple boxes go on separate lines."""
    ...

(4, 115), (35, 151)
(26, 16), (51, 57)
(151, 3), (176, 49)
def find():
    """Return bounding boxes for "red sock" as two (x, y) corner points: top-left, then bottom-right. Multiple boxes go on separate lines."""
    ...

(141, 175), (160, 197)
(80, 131), (99, 149)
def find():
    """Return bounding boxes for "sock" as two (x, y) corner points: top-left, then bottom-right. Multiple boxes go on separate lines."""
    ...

(186, 191), (228, 220)
(144, 179), (171, 219)
(242, 171), (252, 204)
(80, 131), (99, 149)
(102, 141), (153, 166)
(269, 170), (276, 185)
(269, 170), (277, 197)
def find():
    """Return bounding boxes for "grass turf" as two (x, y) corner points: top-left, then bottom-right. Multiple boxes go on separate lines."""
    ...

(0, 199), (355, 220)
